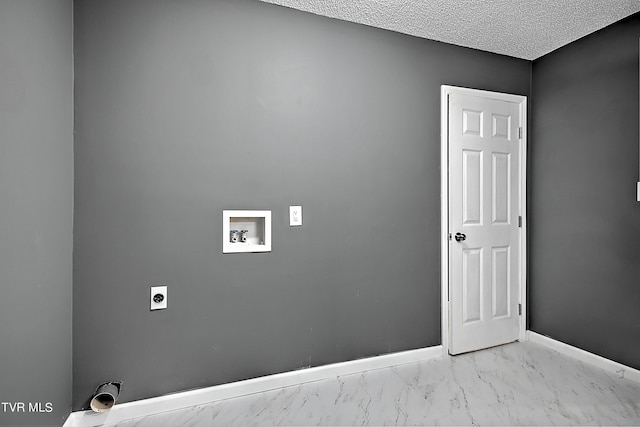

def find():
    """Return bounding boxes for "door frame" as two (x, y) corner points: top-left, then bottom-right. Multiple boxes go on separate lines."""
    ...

(440, 85), (528, 355)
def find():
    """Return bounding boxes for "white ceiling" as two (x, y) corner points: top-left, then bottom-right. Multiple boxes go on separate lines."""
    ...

(258, 0), (640, 60)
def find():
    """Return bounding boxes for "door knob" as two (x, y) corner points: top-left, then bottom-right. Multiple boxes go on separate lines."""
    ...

(454, 232), (466, 242)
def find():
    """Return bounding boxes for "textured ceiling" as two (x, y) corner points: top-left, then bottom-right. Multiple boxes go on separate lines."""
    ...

(258, 0), (640, 60)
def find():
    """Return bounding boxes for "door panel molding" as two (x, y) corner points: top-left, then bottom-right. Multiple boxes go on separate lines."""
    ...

(441, 85), (527, 355)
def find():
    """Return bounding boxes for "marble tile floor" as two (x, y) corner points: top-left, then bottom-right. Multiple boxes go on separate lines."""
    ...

(107, 341), (640, 426)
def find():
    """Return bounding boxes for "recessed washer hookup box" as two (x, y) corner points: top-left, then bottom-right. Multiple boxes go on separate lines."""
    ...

(223, 210), (271, 253)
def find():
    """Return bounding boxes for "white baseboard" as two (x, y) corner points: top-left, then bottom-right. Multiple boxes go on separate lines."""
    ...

(527, 331), (640, 384)
(64, 345), (443, 427)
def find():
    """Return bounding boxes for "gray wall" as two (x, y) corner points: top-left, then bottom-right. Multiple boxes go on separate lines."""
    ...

(73, 0), (530, 409)
(0, 1), (74, 426)
(530, 13), (640, 369)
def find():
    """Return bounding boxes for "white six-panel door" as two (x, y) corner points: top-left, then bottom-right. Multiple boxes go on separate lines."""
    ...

(447, 91), (523, 355)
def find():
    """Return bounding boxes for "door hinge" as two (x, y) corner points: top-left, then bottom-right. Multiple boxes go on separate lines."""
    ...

(518, 127), (522, 139)
(518, 304), (522, 316)
(448, 233), (452, 241)
(518, 216), (522, 228)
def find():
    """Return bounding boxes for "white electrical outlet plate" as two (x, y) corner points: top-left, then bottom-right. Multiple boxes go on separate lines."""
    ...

(637, 182), (640, 201)
(150, 286), (167, 310)
(289, 206), (302, 226)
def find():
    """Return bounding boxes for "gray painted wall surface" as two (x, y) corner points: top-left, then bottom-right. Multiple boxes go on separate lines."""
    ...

(0, 1), (74, 426)
(73, 0), (530, 409)
(530, 13), (640, 369)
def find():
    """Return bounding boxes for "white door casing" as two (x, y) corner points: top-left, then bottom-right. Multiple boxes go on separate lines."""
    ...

(441, 86), (527, 356)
